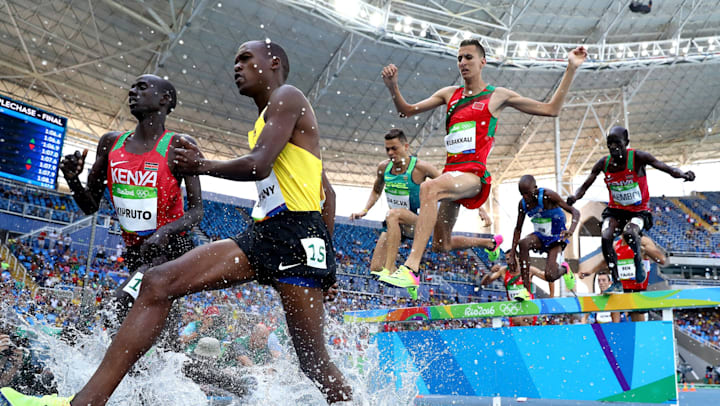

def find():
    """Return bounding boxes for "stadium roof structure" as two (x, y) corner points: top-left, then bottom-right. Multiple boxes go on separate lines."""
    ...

(1, 0), (719, 192)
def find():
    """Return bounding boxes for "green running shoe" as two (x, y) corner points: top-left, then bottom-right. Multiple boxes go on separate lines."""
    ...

(407, 286), (418, 300)
(514, 287), (531, 302)
(370, 267), (391, 278)
(561, 261), (576, 291)
(379, 265), (420, 288)
(0, 388), (73, 406)
(484, 235), (503, 262)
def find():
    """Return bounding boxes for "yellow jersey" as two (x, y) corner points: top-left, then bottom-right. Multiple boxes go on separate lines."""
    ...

(249, 107), (323, 221)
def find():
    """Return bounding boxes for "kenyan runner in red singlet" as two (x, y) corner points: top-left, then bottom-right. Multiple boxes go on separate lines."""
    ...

(568, 126), (694, 295)
(481, 264), (548, 326)
(380, 39), (587, 286)
(59, 74), (203, 327)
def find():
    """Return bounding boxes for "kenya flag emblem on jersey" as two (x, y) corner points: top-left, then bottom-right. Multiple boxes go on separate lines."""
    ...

(144, 162), (159, 171)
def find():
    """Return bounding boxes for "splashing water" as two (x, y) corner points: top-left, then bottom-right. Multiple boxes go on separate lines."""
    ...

(1, 300), (420, 405)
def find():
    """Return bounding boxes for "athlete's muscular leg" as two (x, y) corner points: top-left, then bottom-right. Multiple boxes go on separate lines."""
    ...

(622, 221), (643, 276)
(383, 209), (417, 272)
(543, 245), (564, 282)
(404, 172), (482, 271)
(71, 240), (255, 406)
(431, 201), (495, 252)
(518, 234), (542, 292)
(369, 232), (388, 273)
(601, 217), (621, 281)
(276, 282), (352, 404)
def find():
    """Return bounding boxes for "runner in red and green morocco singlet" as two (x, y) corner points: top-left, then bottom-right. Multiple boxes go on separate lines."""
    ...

(59, 74), (203, 325)
(568, 126), (694, 294)
(380, 38), (587, 290)
(481, 264), (548, 326)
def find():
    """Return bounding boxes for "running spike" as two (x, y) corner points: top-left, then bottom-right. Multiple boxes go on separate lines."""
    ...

(0, 388), (73, 406)
(514, 287), (531, 302)
(561, 262), (576, 291)
(370, 267), (391, 278)
(485, 235), (503, 262)
(379, 265), (419, 288)
(602, 281), (624, 295)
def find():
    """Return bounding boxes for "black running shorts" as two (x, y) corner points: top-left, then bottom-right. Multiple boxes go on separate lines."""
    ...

(231, 210), (337, 290)
(602, 207), (653, 235)
(124, 232), (194, 273)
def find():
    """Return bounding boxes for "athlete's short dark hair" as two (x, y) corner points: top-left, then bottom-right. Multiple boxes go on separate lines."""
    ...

(459, 39), (486, 58)
(385, 128), (407, 142)
(267, 41), (290, 81)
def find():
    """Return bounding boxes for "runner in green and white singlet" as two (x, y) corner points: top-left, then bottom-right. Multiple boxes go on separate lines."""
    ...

(350, 129), (439, 299)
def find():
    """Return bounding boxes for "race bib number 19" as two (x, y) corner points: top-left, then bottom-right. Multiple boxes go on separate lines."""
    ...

(301, 238), (327, 269)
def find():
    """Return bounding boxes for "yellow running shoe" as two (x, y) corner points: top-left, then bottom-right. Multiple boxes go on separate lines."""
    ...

(379, 265), (420, 288)
(407, 286), (418, 300)
(513, 287), (531, 302)
(0, 388), (73, 406)
(370, 267), (391, 278)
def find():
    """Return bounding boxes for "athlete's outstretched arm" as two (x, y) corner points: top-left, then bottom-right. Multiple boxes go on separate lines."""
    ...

(636, 150), (695, 182)
(173, 86), (304, 181)
(567, 157), (605, 205)
(321, 170), (336, 236)
(545, 189), (580, 238)
(381, 64), (454, 118)
(480, 265), (505, 286)
(350, 161), (385, 220)
(492, 46), (586, 117)
(506, 201), (526, 271)
(60, 132), (119, 214)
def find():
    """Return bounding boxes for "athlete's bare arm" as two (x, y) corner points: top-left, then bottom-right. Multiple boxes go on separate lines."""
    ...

(321, 170), (336, 236)
(140, 134), (204, 255)
(414, 159), (442, 183)
(567, 157), (606, 205)
(489, 46), (587, 117)
(544, 189), (580, 238)
(641, 236), (667, 265)
(506, 201), (527, 271)
(174, 86), (310, 180)
(381, 64), (456, 118)
(634, 150), (695, 182)
(480, 265), (506, 286)
(60, 131), (120, 214)
(478, 206), (492, 227)
(350, 161), (386, 220)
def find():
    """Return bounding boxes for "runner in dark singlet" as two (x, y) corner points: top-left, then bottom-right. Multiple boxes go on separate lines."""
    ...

(507, 175), (580, 300)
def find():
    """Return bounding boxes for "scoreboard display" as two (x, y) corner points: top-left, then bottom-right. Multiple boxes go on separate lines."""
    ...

(0, 93), (67, 189)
